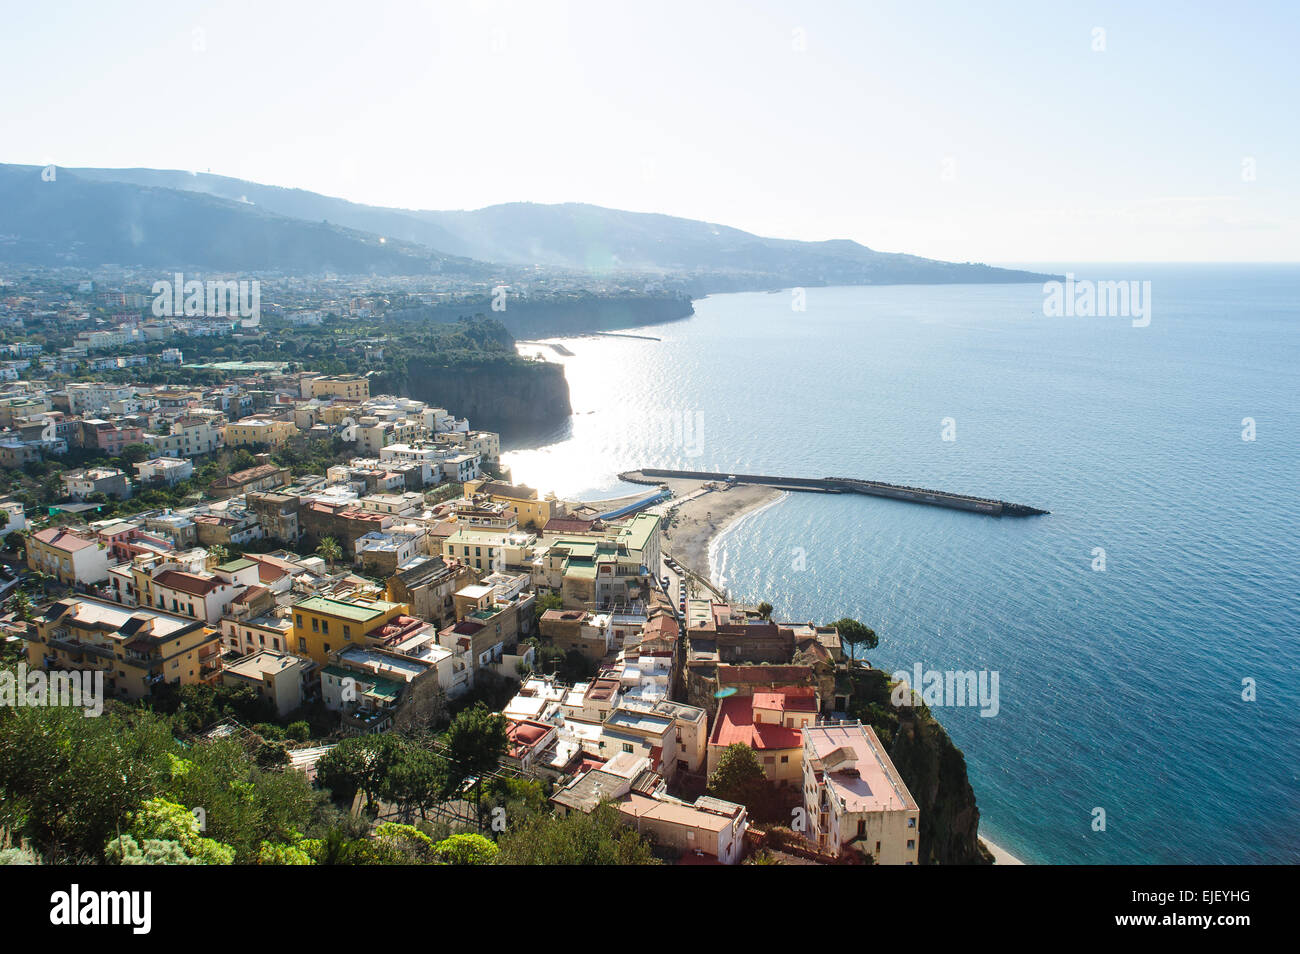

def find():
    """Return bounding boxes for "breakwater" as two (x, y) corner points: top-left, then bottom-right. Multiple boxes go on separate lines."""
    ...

(620, 468), (1048, 517)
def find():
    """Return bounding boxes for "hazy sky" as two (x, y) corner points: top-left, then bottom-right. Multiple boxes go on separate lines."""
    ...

(3, 1), (1297, 263)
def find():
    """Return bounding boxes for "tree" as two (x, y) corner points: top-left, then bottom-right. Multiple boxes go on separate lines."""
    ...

(495, 802), (660, 865)
(707, 743), (768, 808)
(316, 536), (342, 570)
(435, 833), (499, 865)
(7, 591), (31, 621)
(533, 591), (562, 625)
(207, 544), (229, 565)
(444, 703), (509, 823)
(756, 601), (773, 620)
(832, 618), (878, 662)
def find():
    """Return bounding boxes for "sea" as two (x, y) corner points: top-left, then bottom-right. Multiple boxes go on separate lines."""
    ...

(502, 264), (1300, 864)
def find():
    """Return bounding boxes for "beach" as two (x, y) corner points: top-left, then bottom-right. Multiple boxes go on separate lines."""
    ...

(659, 481), (784, 582)
(981, 838), (1026, 865)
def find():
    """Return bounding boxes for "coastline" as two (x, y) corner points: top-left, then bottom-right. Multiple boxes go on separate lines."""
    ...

(659, 482), (786, 587)
(981, 838), (1026, 865)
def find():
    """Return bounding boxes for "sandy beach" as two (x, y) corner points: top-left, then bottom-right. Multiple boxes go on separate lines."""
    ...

(660, 482), (784, 583)
(981, 838), (1026, 865)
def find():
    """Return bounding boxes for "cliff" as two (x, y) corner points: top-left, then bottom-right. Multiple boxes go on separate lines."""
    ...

(387, 292), (695, 338)
(398, 356), (573, 441)
(846, 667), (993, 865)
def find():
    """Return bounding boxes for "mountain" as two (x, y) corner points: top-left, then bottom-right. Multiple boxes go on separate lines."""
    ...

(0, 164), (492, 276)
(54, 165), (1054, 286)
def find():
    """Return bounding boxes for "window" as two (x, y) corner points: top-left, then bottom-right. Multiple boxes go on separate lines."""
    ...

(907, 840), (915, 850)
(298, 638), (306, 652)
(311, 618), (319, 632)
(622, 743), (634, 754)
(857, 821), (867, 838)
(321, 620), (329, 635)
(343, 625), (351, 638)
(908, 817), (917, 828)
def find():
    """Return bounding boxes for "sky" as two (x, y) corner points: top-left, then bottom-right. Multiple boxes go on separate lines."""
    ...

(2, 0), (1297, 263)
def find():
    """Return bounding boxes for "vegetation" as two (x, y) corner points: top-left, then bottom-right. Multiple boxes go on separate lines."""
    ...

(833, 617), (878, 661)
(495, 802), (660, 865)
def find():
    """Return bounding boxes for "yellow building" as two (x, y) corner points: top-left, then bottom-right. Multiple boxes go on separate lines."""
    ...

(289, 594), (412, 665)
(23, 596), (223, 700)
(462, 480), (559, 530)
(307, 375), (370, 401)
(225, 417), (296, 447)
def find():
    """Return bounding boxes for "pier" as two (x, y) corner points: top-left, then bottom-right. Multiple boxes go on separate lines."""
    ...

(619, 468), (1049, 517)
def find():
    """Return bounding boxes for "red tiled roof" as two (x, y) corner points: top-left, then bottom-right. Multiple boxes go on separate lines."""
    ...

(153, 569), (222, 597)
(709, 696), (802, 751)
(33, 527), (98, 553)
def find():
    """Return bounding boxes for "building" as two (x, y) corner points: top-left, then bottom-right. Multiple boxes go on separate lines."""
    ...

(289, 594), (414, 665)
(306, 374), (370, 401)
(23, 596), (222, 700)
(225, 416), (296, 448)
(321, 644), (443, 733)
(208, 458), (291, 499)
(144, 415), (223, 457)
(618, 792), (748, 865)
(385, 556), (476, 631)
(802, 721), (920, 865)
(62, 467), (132, 501)
(539, 609), (613, 662)
(134, 456), (194, 486)
(706, 688), (817, 787)
(221, 650), (309, 718)
(462, 480), (558, 530)
(27, 526), (111, 585)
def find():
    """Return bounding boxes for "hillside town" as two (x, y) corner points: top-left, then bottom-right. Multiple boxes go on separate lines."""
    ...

(0, 273), (923, 867)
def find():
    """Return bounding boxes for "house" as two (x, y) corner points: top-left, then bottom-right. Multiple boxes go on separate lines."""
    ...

(801, 721), (920, 865)
(62, 467), (132, 501)
(134, 456), (194, 486)
(27, 526), (110, 585)
(208, 458), (291, 499)
(617, 792), (748, 865)
(321, 644), (443, 733)
(540, 608), (613, 662)
(461, 480), (559, 530)
(384, 556), (476, 631)
(22, 596), (223, 700)
(306, 374), (369, 401)
(706, 688), (817, 787)
(289, 594), (416, 665)
(225, 416), (295, 448)
(221, 650), (309, 718)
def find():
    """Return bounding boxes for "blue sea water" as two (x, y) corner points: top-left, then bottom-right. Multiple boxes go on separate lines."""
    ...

(503, 264), (1300, 864)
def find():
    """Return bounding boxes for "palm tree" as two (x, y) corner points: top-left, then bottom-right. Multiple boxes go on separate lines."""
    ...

(316, 536), (342, 570)
(8, 590), (32, 621)
(207, 544), (229, 566)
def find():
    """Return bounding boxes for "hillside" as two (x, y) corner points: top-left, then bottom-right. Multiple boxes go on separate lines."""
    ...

(0, 164), (492, 276)
(53, 164), (1055, 286)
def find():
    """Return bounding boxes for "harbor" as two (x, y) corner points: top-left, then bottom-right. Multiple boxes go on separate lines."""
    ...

(619, 468), (1049, 517)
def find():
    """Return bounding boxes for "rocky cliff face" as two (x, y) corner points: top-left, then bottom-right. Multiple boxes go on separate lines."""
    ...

(402, 357), (573, 441)
(848, 667), (993, 865)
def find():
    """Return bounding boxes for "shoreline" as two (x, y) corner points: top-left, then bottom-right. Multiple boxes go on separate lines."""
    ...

(659, 481), (786, 588)
(981, 837), (1026, 865)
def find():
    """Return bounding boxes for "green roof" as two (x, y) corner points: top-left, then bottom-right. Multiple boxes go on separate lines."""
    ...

(295, 596), (398, 622)
(217, 558), (256, 572)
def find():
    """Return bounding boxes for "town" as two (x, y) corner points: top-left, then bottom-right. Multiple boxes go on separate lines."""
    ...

(0, 271), (944, 867)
